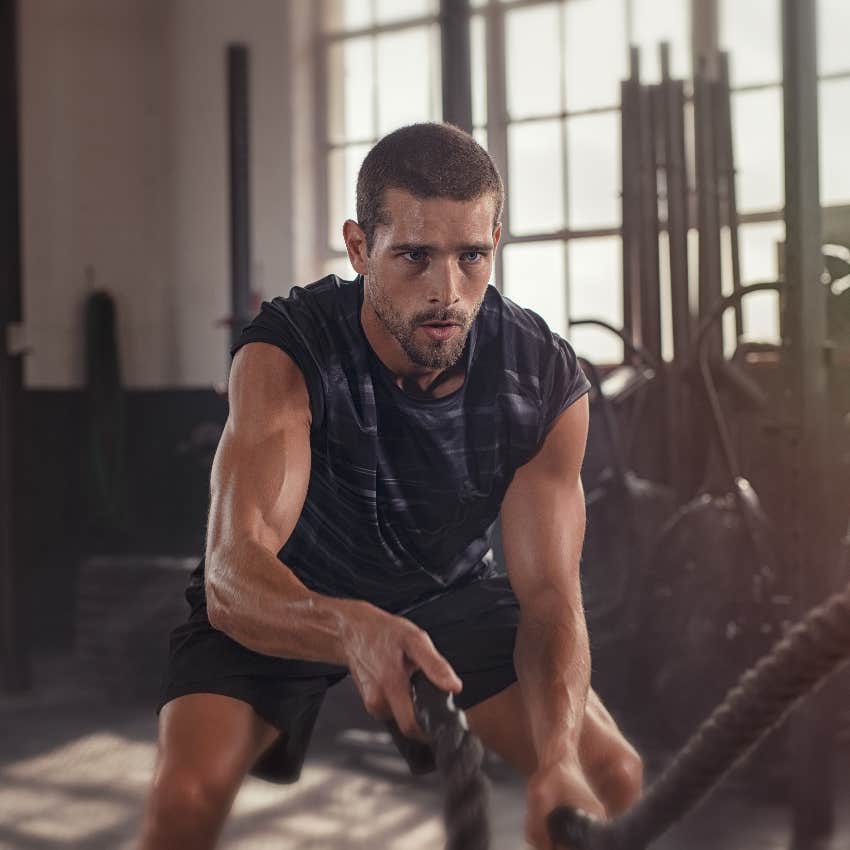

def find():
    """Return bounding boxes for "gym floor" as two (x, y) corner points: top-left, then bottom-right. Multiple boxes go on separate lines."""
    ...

(2, 651), (849, 850)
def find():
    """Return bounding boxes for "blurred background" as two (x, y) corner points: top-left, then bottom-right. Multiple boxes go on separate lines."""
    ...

(1, 0), (850, 848)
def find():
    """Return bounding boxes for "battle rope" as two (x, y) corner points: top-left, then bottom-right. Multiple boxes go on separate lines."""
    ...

(548, 579), (850, 849)
(410, 671), (491, 850)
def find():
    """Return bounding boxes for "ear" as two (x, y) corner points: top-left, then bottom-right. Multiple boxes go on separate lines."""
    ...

(343, 220), (369, 275)
(492, 222), (502, 252)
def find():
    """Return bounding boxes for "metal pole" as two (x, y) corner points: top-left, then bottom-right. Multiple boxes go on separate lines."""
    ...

(620, 47), (642, 354)
(227, 45), (253, 350)
(717, 53), (744, 339)
(0, 0), (29, 693)
(781, 1), (834, 846)
(440, 0), (473, 133)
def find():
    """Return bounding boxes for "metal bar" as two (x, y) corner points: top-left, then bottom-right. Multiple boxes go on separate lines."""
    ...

(484, 0), (509, 291)
(717, 53), (744, 338)
(323, 13), (441, 42)
(440, 0), (473, 133)
(661, 43), (691, 362)
(781, 1), (834, 846)
(0, 0), (29, 693)
(620, 46), (642, 352)
(638, 83), (662, 362)
(659, 42), (692, 499)
(227, 45), (253, 348)
(694, 58), (723, 359)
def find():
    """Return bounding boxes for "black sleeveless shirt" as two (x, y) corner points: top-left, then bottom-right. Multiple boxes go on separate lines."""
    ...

(186, 275), (589, 615)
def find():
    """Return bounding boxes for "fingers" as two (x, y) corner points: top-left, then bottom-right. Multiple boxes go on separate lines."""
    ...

(386, 671), (427, 740)
(402, 630), (463, 694)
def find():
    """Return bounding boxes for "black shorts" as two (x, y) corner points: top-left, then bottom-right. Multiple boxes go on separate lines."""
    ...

(157, 576), (520, 783)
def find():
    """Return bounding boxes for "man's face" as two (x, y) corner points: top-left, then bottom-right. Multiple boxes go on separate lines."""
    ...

(346, 188), (501, 371)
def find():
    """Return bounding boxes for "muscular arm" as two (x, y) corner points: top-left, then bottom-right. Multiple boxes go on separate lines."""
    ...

(204, 342), (461, 737)
(501, 395), (591, 769)
(204, 342), (368, 663)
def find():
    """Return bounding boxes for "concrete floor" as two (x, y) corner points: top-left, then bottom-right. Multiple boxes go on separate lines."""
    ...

(2, 651), (849, 850)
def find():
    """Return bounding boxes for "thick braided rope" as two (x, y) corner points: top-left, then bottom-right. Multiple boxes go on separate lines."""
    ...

(411, 672), (491, 850)
(548, 580), (850, 850)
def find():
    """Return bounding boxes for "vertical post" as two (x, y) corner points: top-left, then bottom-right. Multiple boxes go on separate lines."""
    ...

(227, 44), (253, 350)
(717, 53), (744, 339)
(620, 47), (642, 353)
(781, 0), (834, 845)
(661, 44), (691, 364)
(638, 82), (661, 364)
(484, 0), (508, 293)
(0, 0), (29, 693)
(694, 58), (723, 359)
(440, 0), (472, 133)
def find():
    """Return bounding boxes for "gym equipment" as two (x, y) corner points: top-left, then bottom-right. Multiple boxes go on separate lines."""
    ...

(408, 576), (850, 850)
(547, 578), (850, 850)
(636, 283), (788, 745)
(410, 671), (490, 850)
(572, 321), (676, 711)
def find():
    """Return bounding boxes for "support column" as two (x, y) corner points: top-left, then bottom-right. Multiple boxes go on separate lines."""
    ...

(440, 0), (473, 133)
(781, 1), (834, 846)
(0, 0), (29, 693)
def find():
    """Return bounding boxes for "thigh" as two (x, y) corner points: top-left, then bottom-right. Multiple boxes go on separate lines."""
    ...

(155, 692), (281, 795)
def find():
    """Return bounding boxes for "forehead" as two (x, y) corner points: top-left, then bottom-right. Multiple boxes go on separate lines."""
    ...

(379, 188), (497, 245)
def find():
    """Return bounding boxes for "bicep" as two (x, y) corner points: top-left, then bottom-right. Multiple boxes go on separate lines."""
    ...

(206, 343), (313, 558)
(501, 395), (589, 610)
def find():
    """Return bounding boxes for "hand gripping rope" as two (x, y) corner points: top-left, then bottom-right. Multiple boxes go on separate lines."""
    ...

(411, 579), (850, 850)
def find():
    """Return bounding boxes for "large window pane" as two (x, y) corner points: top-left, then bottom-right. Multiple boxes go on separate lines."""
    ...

(564, 0), (627, 111)
(567, 237), (623, 363)
(328, 144), (370, 251)
(564, 0), (628, 111)
(820, 78), (850, 206)
(327, 37), (375, 144)
(508, 120), (565, 235)
(567, 111), (621, 229)
(375, 0), (435, 24)
(506, 3), (562, 119)
(631, 0), (691, 82)
(818, 0), (850, 75)
(503, 241), (567, 337)
(732, 87), (784, 212)
(471, 14), (487, 127)
(376, 27), (438, 135)
(739, 221), (785, 343)
(720, 0), (781, 86)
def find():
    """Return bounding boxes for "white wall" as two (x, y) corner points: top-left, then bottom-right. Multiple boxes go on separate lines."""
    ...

(18, 0), (319, 389)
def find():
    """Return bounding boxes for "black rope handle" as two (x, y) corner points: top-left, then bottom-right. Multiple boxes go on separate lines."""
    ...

(410, 671), (491, 850)
(547, 579), (850, 850)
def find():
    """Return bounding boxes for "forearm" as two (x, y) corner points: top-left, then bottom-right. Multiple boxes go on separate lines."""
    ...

(205, 537), (377, 664)
(514, 597), (591, 767)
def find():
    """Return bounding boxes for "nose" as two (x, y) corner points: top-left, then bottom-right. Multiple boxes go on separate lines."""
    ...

(428, 259), (462, 308)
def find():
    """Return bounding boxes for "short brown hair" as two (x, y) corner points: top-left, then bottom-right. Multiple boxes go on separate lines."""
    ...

(355, 122), (504, 251)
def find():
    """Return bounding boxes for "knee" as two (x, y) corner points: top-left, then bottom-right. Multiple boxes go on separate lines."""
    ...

(144, 763), (235, 834)
(597, 747), (643, 815)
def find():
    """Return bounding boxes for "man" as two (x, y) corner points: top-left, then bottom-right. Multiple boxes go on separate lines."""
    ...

(140, 122), (642, 850)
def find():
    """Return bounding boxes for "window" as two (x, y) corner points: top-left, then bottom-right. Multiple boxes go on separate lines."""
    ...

(320, 0), (847, 362)
(322, 1), (442, 276)
(475, 0), (692, 363)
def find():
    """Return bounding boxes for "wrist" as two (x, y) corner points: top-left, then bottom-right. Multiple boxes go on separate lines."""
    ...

(536, 741), (581, 773)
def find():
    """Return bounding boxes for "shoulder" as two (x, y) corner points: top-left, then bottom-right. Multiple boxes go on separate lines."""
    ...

(264, 274), (359, 328)
(476, 285), (569, 370)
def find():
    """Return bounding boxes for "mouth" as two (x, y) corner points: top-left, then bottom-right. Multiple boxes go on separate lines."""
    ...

(419, 321), (461, 342)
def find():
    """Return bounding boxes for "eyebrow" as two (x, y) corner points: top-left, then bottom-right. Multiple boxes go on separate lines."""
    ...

(390, 242), (493, 253)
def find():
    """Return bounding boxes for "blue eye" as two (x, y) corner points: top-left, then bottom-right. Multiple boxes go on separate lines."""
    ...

(462, 251), (483, 263)
(404, 250), (427, 263)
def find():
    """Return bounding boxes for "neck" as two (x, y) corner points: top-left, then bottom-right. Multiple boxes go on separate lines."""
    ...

(359, 298), (466, 399)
